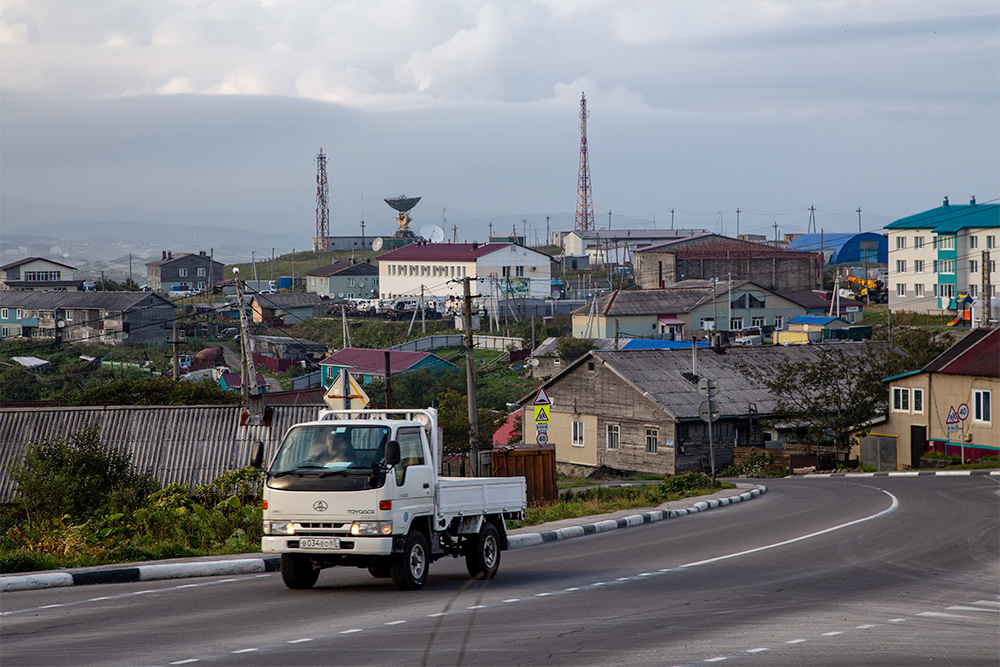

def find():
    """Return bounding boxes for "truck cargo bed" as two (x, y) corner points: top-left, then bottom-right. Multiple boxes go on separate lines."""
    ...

(436, 477), (527, 517)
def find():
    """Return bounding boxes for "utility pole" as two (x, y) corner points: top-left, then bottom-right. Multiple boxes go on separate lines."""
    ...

(488, 221), (493, 237)
(546, 216), (550, 246)
(421, 284), (426, 335)
(271, 248), (274, 283)
(857, 208), (862, 234)
(209, 248), (214, 295)
(808, 205), (817, 234)
(736, 208), (741, 238)
(712, 277), (718, 346)
(671, 208), (675, 230)
(172, 320), (180, 380)
(291, 249), (295, 292)
(129, 253), (133, 290)
(608, 210), (612, 230)
(983, 250), (992, 328)
(772, 222), (779, 243)
(462, 276), (480, 475)
(453, 224), (458, 242)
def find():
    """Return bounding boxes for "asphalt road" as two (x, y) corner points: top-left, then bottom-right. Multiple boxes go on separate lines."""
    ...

(3, 476), (998, 667)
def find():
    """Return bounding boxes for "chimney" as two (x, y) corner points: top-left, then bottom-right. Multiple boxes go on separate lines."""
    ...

(943, 196), (949, 207)
(472, 241), (479, 250)
(162, 251), (166, 259)
(970, 196), (976, 205)
(168, 251), (173, 259)
(200, 250), (206, 257)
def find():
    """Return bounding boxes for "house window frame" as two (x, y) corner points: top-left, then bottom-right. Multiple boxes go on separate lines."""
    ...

(197, 267), (206, 277)
(914, 284), (924, 297)
(645, 428), (658, 454)
(896, 283), (906, 297)
(773, 315), (783, 330)
(914, 236), (924, 249)
(914, 259), (924, 273)
(606, 423), (620, 450)
(571, 420), (585, 447)
(892, 387), (910, 412)
(0, 308), (7, 319)
(969, 235), (979, 249)
(973, 389), (992, 425)
(730, 317), (743, 330)
(178, 268), (188, 277)
(895, 236), (906, 250)
(912, 388), (923, 414)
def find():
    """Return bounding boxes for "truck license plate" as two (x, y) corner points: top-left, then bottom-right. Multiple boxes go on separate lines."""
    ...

(299, 538), (341, 549)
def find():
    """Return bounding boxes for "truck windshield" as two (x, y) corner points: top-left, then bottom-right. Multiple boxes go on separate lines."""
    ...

(271, 425), (391, 474)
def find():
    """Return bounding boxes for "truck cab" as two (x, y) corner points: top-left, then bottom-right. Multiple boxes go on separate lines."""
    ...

(256, 409), (525, 590)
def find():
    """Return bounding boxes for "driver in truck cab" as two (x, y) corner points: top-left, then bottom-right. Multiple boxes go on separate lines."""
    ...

(310, 433), (356, 468)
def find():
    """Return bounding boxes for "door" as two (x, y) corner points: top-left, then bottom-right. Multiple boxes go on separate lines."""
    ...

(391, 427), (434, 532)
(910, 424), (927, 469)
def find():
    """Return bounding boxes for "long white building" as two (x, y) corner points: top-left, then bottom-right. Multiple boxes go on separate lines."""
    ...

(377, 242), (556, 300)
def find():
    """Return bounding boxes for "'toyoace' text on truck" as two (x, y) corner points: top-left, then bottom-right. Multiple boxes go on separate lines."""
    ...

(251, 408), (527, 590)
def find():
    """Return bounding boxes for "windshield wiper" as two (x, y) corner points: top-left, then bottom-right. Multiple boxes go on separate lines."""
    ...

(318, 467), (364, 478)
(273, 464), (326, 478)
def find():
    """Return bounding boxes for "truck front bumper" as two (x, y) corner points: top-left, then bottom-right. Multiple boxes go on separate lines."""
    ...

(262, 535), (394, 555)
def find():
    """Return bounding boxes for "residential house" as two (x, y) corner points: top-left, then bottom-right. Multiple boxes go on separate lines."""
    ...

(219, 372), (269, 394)
(633, 234), (822, 292)
(528, 336), (707, 379)
(305, 259), (379, 301)
(885, 196), (999, 316)
(377, 242), (556, 300)
(319, 347), (458, 387)
(251, 335), (328, 374)
(779, 290), (865, 324)
(1, 257), (84, 291)
(145, 250), (226, 294)
(570, 281), (806, 339)
(0, 291), (174, 344)
(250, 293), (330, 325)
(787, 232), (887, 265)
(518, 345), (869, 477)
(864, 328), (998, 469)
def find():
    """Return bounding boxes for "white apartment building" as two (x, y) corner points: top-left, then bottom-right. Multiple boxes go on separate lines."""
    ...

(885, 197), (999, 319)
(377, 242), (555, 300)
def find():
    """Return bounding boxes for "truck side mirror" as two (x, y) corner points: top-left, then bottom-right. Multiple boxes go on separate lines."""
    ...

(385, 440), (401, 466)
(249, 441), (264, 468)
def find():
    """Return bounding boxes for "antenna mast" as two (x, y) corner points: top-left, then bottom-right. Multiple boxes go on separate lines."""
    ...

(313, 148), (330, 252)
(574, 93), (595, 233)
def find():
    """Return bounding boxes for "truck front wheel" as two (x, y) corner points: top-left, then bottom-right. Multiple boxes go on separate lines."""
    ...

(465, 523), (501, 580)
(391, 531), (429, 590)
(280, 554), (319, 590)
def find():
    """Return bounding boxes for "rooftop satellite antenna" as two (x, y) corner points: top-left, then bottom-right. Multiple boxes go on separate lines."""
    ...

(372, 237), (384, 251)
(385, 195), (421, 239)
(420, 224), (445, 243)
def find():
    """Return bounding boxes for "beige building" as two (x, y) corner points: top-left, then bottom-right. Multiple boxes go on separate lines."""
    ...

(859, 328), (998, 469)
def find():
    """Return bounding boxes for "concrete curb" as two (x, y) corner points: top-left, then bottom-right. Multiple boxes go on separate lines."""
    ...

(506, 486), (767, 550)
(2, 486), (769, 593)
(1, 557), (281, 593)
(804, 469), (1000, 478)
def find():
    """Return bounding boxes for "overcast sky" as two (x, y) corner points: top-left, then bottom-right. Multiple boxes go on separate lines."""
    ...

(1, 0), (998, 250)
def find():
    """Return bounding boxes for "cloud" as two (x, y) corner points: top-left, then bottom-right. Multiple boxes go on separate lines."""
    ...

(0, 18), (31, 44)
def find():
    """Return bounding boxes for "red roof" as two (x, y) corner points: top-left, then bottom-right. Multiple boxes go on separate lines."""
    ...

(493, 411), (522, 446)
(637, 234), (816, 259)
(378, 242), (515, 262)
(923, 328), (999, 377)
(221, 372), (268, 389)
(319, 347), (435, 374)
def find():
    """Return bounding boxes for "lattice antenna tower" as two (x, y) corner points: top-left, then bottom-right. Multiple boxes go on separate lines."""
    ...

(313, 148), (330, 252)
(575, 92), (595, 233)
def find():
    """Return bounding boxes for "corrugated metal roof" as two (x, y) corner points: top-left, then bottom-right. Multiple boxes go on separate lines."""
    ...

(591, 345), (868, 420)
(0, 405), (321, 501)
(251, 293), (329, 308)
(780, 290), (864, 309)
(922, 327), (999, 377)
(788, 315), (846, 325)
(305, 260), (379, 277)
(635, 234), (814, 258)
(885, 202), (999, 231)
(570, 288), (716, 317)
(0, 291), (173, 310)
(318, 347), (456, 374)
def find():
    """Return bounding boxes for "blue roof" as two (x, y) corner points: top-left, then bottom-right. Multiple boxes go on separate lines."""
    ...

(622, 339), (709, 350)
(885, 201), (1000, 233)
(787, 232), (887, 264)
(789, 315), (847, 326)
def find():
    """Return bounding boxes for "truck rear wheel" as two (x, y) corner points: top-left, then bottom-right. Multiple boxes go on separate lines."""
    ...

(391, 531), (429, 590)
(280, 554), (319, 590)
(465, 523), (501, 580)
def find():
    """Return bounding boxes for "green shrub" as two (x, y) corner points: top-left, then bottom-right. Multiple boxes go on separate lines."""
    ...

(7, 424), (159, 525)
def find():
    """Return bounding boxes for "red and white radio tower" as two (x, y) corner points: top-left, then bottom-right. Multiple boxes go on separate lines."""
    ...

(574, 92), (595, 233)
(313, 148), (330, 252)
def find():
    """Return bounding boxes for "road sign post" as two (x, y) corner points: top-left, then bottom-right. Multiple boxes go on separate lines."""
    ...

(700, 396), (719, 480)
(957, 403), (969, 463)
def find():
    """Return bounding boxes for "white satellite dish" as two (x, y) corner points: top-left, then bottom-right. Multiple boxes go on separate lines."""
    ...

(372, 237), (384, 251)
(530, 358), (539, 367)
(338, 292), (344, 298)
(420, 225), (445, 243)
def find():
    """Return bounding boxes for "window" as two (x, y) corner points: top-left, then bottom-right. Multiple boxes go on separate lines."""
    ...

(914, 260), (924, 273)
(645, 428), (658, 454)
(895, 236), (906, 250)
(65, 310), (73, 321)
(25, 271), (61, 281)
(914, 284), (924, 297)
(502, 266), (511, 278)
(933, 260), (955, 274)
(515, 266), (524, 277)
(974, 389), (992, 424)
(892, 387), (909, 412)
(912, 388), (923, 413)
(969, 235), (978, 249)
(896, 283), (906, 297)
(970, 260), (979, 273)
(197, 281), (205, 290)
(935, 284), (955, 298)
(896, 260), (906, 273)
(606, 423), (620, 450)
(178, 268), (188, 277)
(751, 316), (765, 328)
(914, 236), (924, 249)
(571, 421), (584, 447)
(988, 236), (997, 249)
(197, 268), (206, 277)
(969, 285), (978, 297)
(700, 318), (715, 331)
(0, 309), (6, 319)
(773, 316), (783, 330)
(730, 317), (743, 330)
(348, 278), (356, 287)
(936, 235), (955, 250)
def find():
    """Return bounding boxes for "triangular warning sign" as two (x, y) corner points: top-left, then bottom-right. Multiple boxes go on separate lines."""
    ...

(946, 406), (959, 424)
(533, 386), (552, 406)
(325, 369), (371, 410)
(534, 406), (549, 423)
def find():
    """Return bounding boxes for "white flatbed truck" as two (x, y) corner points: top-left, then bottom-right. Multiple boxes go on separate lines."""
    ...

(251, 408), (527, 590)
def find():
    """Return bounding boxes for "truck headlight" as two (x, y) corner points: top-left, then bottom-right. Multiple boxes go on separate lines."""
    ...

(350, 521), (392, 536)
(264, 521), (295, 535)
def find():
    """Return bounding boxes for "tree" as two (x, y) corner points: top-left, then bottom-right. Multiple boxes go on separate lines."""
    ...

(555, 337), (595, 362)
(738, 341), (931, 455)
